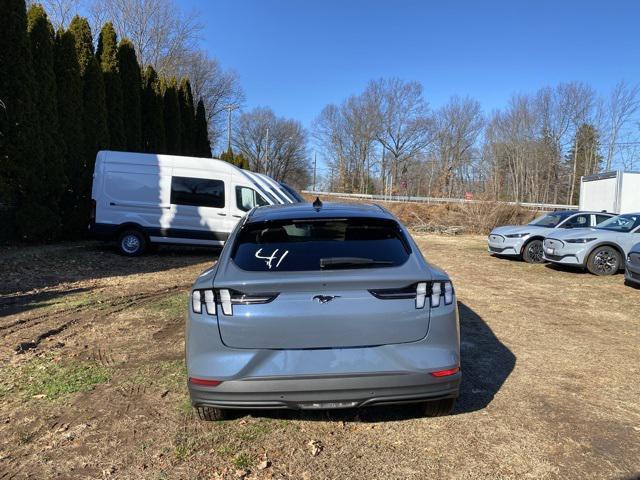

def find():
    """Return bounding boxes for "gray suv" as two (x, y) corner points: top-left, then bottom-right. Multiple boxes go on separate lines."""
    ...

(186, 201), (461, 420)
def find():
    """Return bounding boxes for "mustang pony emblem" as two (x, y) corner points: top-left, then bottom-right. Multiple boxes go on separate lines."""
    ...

(313, 295), (340, 304)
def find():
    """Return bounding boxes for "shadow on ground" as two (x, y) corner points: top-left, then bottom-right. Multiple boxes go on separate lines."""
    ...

(236, 301), (515, 423)
(0, 241), (219, 318)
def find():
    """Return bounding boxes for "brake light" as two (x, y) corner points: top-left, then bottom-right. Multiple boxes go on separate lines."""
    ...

(430, 367), (459, 377)
(191, 289), (216, 315)
(189, 377), (222, 387)
(216, 289), (279, 316)
(369, 281), (455, 309)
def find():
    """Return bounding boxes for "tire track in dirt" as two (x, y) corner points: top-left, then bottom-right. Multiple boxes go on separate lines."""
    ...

(3, 285), (187, 357)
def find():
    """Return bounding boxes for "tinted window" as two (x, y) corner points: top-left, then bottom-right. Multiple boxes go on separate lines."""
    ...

(232, 217), (411, 271)
(596, 214), (640, 233)
(235, 186), (268, 212)
(170, 177), (225, 208)
(528, 212), (573, 227)
(561, 214), (590, 229)
(596, 214), (611, 225)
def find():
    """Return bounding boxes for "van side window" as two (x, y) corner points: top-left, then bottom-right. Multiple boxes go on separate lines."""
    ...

(236, 186), (268, 212)
(170, 177), (225, 208)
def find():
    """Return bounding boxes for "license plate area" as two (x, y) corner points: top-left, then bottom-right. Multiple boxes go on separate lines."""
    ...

(298, 401), (359, 410)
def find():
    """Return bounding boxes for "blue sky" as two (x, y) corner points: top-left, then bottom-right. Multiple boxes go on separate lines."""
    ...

(184, 0), (640, 130)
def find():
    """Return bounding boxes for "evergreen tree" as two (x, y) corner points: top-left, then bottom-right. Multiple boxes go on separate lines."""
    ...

(194, 99), (211, 158)
(178, 78), (195, 155)
(117, 39), (141, 152)
(97, 22), (125, 150)
(567, 123), (602, 204)
(27, 4), (67, 237)
(220, 147), (234, 163)
(141, 65), (165, 153)
(69, 15), (109, 233)
(162, 77), (182, 155)
(0, 0), (50, 240)
(234, 152), (250, 169)
(54, 28), (85, 236)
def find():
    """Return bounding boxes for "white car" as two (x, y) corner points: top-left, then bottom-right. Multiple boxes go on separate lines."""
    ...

(543, 213), (640, 275)
(487, 211), (614, 263)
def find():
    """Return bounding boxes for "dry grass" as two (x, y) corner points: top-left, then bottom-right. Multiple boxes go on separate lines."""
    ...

(306, 193), (539, 234)
(0, 238), (638, 479)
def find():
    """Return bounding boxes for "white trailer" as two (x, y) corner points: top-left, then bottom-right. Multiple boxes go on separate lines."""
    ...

(579, 171), (640, 214)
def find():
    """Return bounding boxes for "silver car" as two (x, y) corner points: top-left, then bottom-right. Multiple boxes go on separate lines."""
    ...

(186, 201), (460, 420)
(625, 242), (640, 286)
(487, 211), (614, 263)
(543, 213), (640, 275)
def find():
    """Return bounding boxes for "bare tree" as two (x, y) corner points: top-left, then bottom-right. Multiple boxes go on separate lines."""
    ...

(26, 0), (82, 29)
(432, 96), (484, 197)
(603, 80), (640, 171)
(234, 107), (310, 188)
(364, 78), (433, 191)
(88, 0), (202, 75)
(173, 50), (244, 150)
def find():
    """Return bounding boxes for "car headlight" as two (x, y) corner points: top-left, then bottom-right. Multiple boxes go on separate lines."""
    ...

(505, 233), (529, 238)
(565, 238), (596, 244)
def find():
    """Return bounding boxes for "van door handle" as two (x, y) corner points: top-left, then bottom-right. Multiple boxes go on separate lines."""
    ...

(217, 213), (227, 216)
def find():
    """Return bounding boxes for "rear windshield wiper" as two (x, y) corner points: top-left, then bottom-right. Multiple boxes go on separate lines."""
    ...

(320, 257), (394, 269)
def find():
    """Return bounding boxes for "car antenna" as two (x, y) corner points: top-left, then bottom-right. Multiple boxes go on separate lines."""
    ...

(312, 196), (323, 210)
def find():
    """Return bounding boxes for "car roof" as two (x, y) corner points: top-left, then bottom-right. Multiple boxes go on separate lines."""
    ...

(547, 210), (614, 215)
(247, 201), (394, 222)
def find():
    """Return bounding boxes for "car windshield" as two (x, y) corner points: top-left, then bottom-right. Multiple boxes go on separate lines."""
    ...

(595, 214), (640, 232)
(528, 212), (573, 227)
(231, 217), (411, 271)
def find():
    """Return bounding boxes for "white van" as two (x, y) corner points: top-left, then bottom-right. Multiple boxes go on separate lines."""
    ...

(89, 150), (302, 255)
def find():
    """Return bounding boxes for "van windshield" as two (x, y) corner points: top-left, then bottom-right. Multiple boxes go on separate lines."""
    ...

(231, 218), (411, 271)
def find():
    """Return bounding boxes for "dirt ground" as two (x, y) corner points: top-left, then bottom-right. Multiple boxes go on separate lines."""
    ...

(0, 235), (638, 479)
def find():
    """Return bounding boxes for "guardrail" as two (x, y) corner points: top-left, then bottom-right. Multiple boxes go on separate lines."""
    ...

(301, 190), (579, 211)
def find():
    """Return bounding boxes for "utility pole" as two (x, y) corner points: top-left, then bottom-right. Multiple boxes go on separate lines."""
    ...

(224, 104), (239, 152)
(313, 151), (317, 191)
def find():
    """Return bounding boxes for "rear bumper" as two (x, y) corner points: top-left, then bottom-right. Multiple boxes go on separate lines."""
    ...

(189, 372), (460, 410)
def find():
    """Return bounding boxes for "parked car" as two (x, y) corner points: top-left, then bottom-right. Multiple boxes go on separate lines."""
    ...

(186, 201), (461, 420)
(543, 213), (640, 275)
(487, 211), (614, 263)
(624, 242), (640, 286)
(90, 150), (302, 256)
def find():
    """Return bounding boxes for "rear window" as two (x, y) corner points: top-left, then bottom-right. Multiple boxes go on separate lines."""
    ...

(231, 217), (411, 271)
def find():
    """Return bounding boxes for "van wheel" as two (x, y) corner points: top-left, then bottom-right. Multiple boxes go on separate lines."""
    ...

(117, 229), (147, 256)
(421, 398), (455, 417)
(587, 246), (620, 275)
(195, 406), (233, 421)
(522, 239), (545, 263)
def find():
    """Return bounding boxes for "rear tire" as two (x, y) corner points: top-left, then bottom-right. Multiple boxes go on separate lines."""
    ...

(195, 406), (232, 421)
(117, 229), (147, 256)
(587, 246), (621, 276)
(421, 398), (456, 417)
(522, 239), (545, 264)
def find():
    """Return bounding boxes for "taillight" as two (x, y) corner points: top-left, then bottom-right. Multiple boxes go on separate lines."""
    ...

(191, 289), (216, 315)
(430, 367), (459, 377)
(216, 289), (279, 316)
(369, 281), (454, 309)
(189, 377), (222, 387)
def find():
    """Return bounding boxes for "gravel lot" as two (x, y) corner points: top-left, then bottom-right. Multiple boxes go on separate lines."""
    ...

(0, 235), (638, 479)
